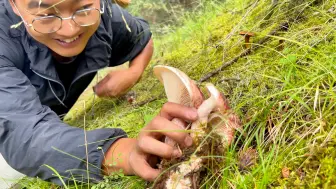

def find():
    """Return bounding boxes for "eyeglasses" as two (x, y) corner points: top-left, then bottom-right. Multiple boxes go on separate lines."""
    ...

(11, 0), (105, 34)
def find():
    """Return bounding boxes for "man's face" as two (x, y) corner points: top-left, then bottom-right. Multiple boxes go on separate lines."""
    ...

(10, 0), (101, 57)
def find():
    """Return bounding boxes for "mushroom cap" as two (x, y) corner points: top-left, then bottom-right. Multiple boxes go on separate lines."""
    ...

(208, 113), (235, 145)
(208, 111), (241, 146)
(239, 31), (255, 36)
(153, 65), (203, 108)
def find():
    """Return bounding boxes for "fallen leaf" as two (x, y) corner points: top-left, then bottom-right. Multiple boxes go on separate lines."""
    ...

(282, 167), (290, 178)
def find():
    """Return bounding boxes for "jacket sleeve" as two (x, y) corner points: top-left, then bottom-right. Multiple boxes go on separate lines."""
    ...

(108, 4), (152, 66)
(0, 46), (127, 185)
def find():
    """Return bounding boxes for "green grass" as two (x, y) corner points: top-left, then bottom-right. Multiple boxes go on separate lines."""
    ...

(16, 0), (336, 188)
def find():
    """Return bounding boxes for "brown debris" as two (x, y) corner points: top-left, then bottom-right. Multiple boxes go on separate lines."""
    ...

(278, 39), (285, 51)
(120, 91), (137, 104)
(238, 147), (257, 172)
(282, 167), (290, 178)
(297, 168), (306, 180)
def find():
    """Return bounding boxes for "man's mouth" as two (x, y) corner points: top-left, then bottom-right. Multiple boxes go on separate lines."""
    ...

(55, 34), (83, 48)
(57, 35), (80, 43)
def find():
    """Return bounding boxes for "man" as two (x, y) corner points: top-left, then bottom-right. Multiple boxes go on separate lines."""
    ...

(0, 0), (197, 187)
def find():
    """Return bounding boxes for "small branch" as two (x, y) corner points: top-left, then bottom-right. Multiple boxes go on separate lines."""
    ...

(133, 93), (165, 107)
(219, 78), (241, 83)
(83, 102), (90, 186)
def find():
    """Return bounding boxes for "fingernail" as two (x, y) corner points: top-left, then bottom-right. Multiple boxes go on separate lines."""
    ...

(173, 150), (182, 158)
(184, 136), (193, 147)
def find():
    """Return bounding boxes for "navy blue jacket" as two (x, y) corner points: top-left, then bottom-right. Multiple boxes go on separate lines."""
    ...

(0, 0), (151, 185)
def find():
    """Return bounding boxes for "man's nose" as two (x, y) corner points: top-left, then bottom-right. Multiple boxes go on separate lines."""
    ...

(56, 17), (81, 36)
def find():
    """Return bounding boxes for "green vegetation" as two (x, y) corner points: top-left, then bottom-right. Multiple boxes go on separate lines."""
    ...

(17, 0), (335, 188)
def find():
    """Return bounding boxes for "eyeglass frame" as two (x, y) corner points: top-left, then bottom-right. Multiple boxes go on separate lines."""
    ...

(11, 0), (105, 34)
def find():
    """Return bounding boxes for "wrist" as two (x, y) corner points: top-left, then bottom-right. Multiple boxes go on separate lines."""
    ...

(126, 66), (144, 86)
(129, 64), (144, 78)
(102, 138), (137, 176)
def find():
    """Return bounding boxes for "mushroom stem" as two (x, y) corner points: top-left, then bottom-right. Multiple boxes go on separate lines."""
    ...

(190, 83), (221, 141)
(245, 36), (251, 48)
(239, 31), (255, 49)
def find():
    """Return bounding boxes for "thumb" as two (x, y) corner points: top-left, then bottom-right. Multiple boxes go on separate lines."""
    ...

(93, 75), (111, 97)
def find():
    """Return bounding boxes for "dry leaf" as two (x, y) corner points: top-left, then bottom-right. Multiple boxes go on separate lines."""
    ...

(282, 167), (290, 178)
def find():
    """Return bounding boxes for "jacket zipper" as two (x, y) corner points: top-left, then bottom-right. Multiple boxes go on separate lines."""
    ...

(48, 81), (68, 108)
(31, 66), (108, 107)
(30, 68), (67, 107)
(66, 66), (108, 99)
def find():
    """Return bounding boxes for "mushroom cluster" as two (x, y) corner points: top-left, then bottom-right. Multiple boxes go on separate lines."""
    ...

(153, 66), (241, 189)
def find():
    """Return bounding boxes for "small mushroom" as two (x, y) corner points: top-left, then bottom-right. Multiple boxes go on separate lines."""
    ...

(239, 31), (255, 49)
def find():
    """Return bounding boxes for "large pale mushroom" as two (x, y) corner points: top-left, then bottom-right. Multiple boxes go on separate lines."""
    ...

(153, 65), (241, 189)
(153, 66), (204, 148)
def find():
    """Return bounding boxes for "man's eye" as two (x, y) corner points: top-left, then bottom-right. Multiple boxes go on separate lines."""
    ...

(36, 13), (55, 17)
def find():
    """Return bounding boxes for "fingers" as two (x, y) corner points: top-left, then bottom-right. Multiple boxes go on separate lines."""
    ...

(159, 102), (198, 122)
(93, 74), (111, 97)
(172, 118), (188, 129)
(138, 136), (182, 159)
(146, 116), (193, 148)
(130, 153), (160, 181)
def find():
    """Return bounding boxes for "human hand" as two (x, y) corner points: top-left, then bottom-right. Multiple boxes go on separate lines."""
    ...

(115, 0), (131, 8)
(93, 68), (141, 98)
(102, 102), (198, 181)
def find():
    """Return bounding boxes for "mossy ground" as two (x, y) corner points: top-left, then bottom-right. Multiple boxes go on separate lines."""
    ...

(17, 0), (336, 188)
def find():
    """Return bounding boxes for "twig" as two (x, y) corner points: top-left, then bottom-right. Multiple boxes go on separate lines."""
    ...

(83, 102), (90, 186)
(133, 93), (165, 107)
(219, 78), (241, 83)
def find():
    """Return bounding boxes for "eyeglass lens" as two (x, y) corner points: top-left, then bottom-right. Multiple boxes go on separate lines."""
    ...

(32, 9), (100, 34)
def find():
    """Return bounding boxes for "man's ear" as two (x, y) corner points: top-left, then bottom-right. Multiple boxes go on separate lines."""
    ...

(8, 0), (20, 16)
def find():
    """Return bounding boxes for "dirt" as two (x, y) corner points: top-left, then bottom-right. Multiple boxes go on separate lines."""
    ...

(150, 130), (227, 189)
